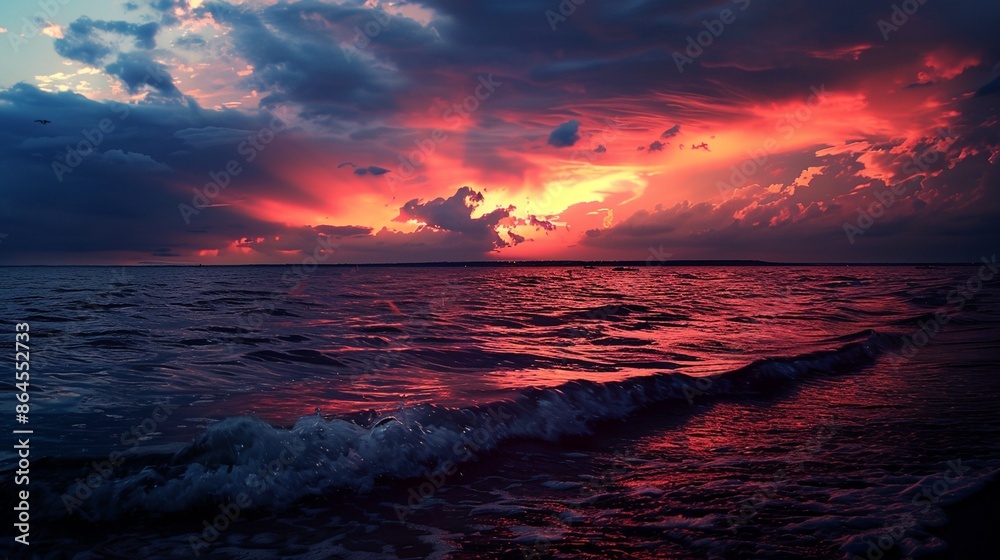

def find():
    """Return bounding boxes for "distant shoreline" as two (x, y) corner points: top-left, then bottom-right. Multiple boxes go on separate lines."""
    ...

(0, 261), (985, 268)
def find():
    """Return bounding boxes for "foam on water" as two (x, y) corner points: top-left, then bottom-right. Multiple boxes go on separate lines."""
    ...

(45, 331), (901, 521)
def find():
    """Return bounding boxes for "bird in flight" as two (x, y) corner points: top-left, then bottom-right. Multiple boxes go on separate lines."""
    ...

(34, 119), (52, 125)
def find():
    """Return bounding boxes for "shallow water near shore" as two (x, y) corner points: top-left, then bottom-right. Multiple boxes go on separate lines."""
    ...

(2, 264), (998, 559)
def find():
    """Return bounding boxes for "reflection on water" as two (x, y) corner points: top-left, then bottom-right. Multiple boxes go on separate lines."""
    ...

(2, 266), (954, 428)
(0, 265), (997, 559)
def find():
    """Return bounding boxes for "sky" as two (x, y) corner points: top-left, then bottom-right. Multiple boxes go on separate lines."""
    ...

(0, 0), (997, 264)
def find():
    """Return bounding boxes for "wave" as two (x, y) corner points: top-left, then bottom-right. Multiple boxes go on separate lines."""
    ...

(35, 331), (901, 521)
(244, 349), (346, 366)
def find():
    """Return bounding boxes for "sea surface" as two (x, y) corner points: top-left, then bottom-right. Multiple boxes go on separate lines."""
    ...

(1, 264), (999, 559)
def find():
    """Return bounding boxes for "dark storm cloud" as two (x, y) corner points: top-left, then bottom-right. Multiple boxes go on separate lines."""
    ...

(547, 119), (581, 148)
(149, 0), (183, 10)
(198, 0), (442, 118)
(333, 227), (519, 263)
(313, 225), (373, 238)
(581, 129), (1000, 262)
(0, 84), (325, 263)
(526, 215), (557, 231)
(148, 0), (189, 24)
(51, 16), (181, 99)
(3, 0), (999, 264)
(149, 0), (997, 145)
(582, 188), (999, 263)
(353, 166), (391, 176)
(53, 30), (111, 65)
(395, 186), (515, 249)
(452, 0), (1000, 119)
(105, 52), (181, 97)
(54, 17), (160, 65)
(338, 162), (391, 176)
(367, 166), (391, 176)
(164, 0), (1000, 130)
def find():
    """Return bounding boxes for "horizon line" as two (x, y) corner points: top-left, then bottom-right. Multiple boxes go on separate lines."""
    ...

(0, 260), (985, 267)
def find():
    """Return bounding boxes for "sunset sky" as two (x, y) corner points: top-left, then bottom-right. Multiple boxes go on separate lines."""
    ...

(0, 0), (997, 264)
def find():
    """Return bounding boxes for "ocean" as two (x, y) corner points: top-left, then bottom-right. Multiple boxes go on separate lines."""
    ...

(1, 264), (998, 559)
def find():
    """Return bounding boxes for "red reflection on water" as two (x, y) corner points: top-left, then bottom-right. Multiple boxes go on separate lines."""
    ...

(197, 266), (944, 426)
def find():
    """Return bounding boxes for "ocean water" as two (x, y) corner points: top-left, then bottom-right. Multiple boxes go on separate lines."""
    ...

(1, 264), (998, 559)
